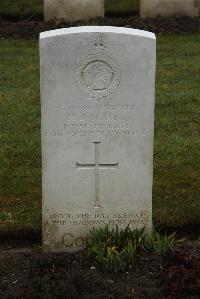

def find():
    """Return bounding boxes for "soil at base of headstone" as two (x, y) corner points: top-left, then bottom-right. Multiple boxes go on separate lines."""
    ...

(0, 240), (199, 299)
(0, 16), (199, 39)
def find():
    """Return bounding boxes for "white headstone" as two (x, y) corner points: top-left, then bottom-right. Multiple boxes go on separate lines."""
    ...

(44, 0), (104, 22)
(40, 26), (156, 252)
(140, 0), (200, 18)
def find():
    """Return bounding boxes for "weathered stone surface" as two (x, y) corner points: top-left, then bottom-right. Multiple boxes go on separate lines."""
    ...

(44, 0), (104, 22)
(140, 0), (200, 18)
(40, 26), (156, 252)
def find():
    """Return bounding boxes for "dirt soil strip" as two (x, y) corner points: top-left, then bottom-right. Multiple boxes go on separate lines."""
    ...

(0, 240), (199, 299)
(0, 16), (200, 39)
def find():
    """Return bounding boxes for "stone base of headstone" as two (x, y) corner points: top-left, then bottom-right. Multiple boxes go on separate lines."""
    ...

(44, 0), (104, 22)
(140, 0), (200, 18)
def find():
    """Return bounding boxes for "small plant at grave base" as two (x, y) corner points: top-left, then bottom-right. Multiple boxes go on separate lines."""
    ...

(86, 225), (145, 273)
(146, 228), (185, 256)
(87, 225), (185, 272)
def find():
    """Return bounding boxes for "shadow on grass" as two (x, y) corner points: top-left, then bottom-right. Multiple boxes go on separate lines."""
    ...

(0, 223), (199, 248)
(0, 229), (42, 247)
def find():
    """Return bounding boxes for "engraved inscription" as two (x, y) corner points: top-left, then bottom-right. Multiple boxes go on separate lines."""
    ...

(48, 211), (150, 228)
(47, 211), (150, 249)
(76, 142), (118, 208)
(44, 103), (139, 138)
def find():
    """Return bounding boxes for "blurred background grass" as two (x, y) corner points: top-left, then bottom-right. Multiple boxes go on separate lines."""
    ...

(0, 0), (139, 20)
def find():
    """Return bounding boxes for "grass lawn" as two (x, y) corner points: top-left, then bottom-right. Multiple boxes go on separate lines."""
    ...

(0, 34), (199, 234)
(0, 0), (43, 19)
(106, 0), (139, 15)
(0, 0), (139, 19)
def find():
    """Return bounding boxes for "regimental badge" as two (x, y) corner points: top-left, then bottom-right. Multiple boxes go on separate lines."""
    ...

(75, 34), (121, 100)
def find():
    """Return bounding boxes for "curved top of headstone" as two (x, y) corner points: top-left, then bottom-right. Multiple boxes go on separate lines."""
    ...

(40, 26), (156, 40)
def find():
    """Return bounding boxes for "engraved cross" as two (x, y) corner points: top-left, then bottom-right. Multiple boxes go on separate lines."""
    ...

(76, 142), (118, 208)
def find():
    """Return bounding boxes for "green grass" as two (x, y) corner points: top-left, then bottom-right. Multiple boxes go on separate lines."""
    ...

(106, 0), (139, 15)
(154, 35), (200, 228)
(0, 39), (41, 232)
(0, 0), (43, 19)
(0, 35), (199, 234)
(0, 0), (139, 19)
